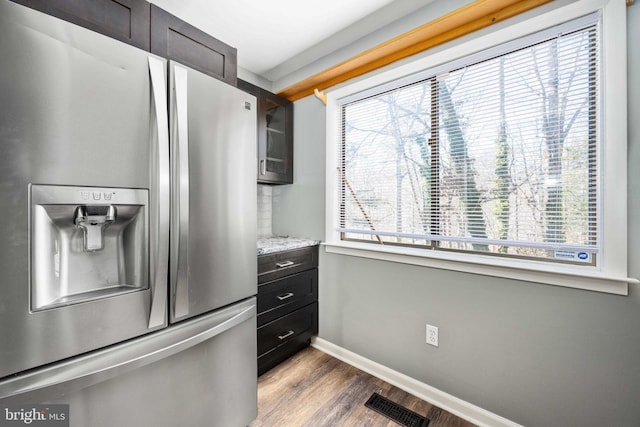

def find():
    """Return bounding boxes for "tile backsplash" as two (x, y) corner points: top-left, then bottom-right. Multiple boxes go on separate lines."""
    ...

(257, 184), (272, 237)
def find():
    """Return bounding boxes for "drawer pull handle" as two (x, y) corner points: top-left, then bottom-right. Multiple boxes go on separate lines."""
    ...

(275, 261), (295, 268)
(277, 292), (295, 301)
(278, 330), (295, 340)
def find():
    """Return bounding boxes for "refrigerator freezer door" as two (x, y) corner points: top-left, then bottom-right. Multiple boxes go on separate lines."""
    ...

(0, 0), (169, 378)
(169, 61), (257, 322)
(0, 298), (258, 427)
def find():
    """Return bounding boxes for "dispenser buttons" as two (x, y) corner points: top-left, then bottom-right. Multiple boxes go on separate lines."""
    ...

(77, 190), (116, 202)
(75, 188), (119, 204)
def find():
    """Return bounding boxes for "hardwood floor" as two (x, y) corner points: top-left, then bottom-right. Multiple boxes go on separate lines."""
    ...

(250, 347), (477, 427)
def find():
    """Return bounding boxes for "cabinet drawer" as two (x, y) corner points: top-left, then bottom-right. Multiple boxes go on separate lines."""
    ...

(257, 302), (318, 358)
(258, 269), (317, 326)
(258, 245), (318, 284)
(257, 332), (310, 376)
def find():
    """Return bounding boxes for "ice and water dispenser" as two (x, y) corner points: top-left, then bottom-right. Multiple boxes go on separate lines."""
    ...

(30, 185), (149, 311)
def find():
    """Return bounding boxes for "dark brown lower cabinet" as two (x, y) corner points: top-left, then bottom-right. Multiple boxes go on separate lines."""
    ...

(257, 246), (319, 375)
(257, 302), (318, 375)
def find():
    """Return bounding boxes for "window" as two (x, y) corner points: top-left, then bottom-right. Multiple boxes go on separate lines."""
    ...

(338, 15), (598, 264)
(326, 0), (632, 294)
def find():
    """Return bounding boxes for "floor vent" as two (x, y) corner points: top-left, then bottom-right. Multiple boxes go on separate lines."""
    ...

(364, 392), (430, 427)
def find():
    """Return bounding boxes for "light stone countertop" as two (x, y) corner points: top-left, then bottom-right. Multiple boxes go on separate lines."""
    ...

(257, 236), (321, 255)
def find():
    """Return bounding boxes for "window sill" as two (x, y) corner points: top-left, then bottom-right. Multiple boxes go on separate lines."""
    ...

(323, 241), (636, 295)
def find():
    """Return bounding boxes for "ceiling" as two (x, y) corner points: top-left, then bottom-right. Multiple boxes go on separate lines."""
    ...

(149, 0), (432, 80)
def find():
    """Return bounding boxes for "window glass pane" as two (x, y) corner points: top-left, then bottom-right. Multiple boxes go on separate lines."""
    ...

(436, 28), (597, 259)
(340, 81), (434, 246)
(339, 21), (599, 263)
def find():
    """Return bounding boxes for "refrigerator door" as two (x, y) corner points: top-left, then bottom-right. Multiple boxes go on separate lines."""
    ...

(0, 298), (258, 427)
(0, 0), (169, 378)
(169, 61), (257, 322)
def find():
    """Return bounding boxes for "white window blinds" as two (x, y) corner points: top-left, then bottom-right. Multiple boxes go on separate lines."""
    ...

(337, 14), (600, 263)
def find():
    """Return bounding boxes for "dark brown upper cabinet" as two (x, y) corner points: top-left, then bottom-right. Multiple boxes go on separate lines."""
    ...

(10, 0), (151, 51)
(238, 79), (293, 185)
(11, 1), (238, 85)
(150, 5), (237, 86)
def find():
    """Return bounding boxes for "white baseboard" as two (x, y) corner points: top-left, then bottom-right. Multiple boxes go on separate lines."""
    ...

(311, 337), (522, 427)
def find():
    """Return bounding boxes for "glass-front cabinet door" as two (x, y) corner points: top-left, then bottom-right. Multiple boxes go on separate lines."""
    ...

(264, 98), (287, 176)
(237, 79), (293, 185)
(258, 91), (293, 184)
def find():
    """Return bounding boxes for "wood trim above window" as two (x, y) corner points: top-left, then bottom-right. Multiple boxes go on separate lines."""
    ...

(277, 0), (553, 102)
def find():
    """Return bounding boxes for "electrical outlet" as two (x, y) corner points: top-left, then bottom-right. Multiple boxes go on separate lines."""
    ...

(426, 324), (439, 347)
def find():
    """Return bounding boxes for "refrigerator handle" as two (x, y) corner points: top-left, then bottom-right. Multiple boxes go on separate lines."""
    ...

(147, 56), (170, 329)
(172, 64), (190, 320)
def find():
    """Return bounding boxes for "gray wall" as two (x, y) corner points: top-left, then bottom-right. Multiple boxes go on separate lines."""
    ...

(273, 3), (640, 426)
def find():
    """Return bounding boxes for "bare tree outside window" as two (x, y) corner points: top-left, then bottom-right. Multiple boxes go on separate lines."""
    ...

(339, 23), (598, 263)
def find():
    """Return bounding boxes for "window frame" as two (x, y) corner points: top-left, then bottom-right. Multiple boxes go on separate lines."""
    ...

(324, 0), (634, 295)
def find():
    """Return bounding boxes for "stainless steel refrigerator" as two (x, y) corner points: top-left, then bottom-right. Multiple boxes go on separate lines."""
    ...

(0, 1), (258, 426)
